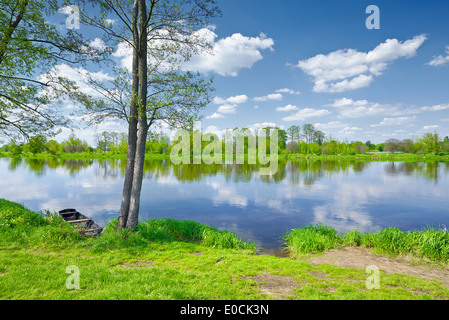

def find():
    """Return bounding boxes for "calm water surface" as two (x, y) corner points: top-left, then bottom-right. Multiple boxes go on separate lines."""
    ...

(1, 158), (448, 252)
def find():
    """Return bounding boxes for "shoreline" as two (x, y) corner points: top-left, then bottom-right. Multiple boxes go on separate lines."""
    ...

(1, 199), (448, 300)
(1, 151), (449, 162)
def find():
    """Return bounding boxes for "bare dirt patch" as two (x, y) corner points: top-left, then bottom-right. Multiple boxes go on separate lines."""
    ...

(244, 274), (300, 299)
(303, 246), (449, 287)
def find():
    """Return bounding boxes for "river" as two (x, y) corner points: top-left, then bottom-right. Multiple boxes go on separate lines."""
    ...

(1, 158), (448, 252)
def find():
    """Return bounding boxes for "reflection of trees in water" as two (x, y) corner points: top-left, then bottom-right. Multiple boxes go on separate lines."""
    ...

(24, 159), (47, 176)
(171, 162), (223, 183)
(167, 161), (289, 184)
(288, 161), (324, 186)
(160, 160), (369, 185)
(59, 159), (93, 176)
(384, 162), (441, 182)
(18, 158), (93, 176)
(8, 157), (23, 171)
(11, 158), (423, 185)
(95, 159), (123, 179)
(143, 159), (177, 181)
(286, 160), (367, 186)
(352, 161), (367, 173)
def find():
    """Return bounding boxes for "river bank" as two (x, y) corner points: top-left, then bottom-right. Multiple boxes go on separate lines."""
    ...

(1, 151), (449, 162)
(1, 199), (448, 300)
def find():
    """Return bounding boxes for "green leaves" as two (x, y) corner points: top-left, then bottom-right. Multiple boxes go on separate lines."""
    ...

(421, 131), (442, 155)
(0, 0), (87, 138)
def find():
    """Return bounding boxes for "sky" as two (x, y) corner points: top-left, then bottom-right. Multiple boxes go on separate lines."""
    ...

(50, 0), (449, 145)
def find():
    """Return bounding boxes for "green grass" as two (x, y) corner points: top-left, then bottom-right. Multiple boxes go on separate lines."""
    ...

(282, 224), (342, 255)
(91, 218), (256, 252)
(0, 199), (84, 250)
(284, 224), (449, 263)
(1, 199), (449, 300)
(0, 199), (255, 252)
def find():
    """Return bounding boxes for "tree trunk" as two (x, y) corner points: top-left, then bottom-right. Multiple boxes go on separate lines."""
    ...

(126, 121), (148, 228)
(117, 0), (140, 232)
(117, 62), (138, 231)
(126, 0), (148, 229)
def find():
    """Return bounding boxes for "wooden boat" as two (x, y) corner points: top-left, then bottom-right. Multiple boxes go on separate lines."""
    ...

(59, 209), (103, 237)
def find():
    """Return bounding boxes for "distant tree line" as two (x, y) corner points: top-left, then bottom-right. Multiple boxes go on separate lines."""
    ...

(282, 125), (449, 156)
(283, 125), (449, 156)
(1, 125), (448, 157)
(0, 130), (171, 156)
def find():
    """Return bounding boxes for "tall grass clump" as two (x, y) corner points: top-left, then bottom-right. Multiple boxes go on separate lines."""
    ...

(341, 230), (363, 246)
(0, 198), (83, 248)
(283, 224), (342, 256)
(361, 227), (413, 257)
(406, 226), (449, 262)
(92, 218), (256, 252)
(358, 226), (449, 262)
(284, 224), (449, 263)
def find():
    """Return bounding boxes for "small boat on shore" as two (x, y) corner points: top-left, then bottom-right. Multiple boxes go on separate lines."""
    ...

(59, 209), (103, 237)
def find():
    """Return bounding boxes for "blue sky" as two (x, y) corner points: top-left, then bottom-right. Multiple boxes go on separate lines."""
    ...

(51, 0), (449, 145)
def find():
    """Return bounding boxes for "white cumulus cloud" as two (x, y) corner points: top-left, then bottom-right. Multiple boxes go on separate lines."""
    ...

(276, 104), (299, 112)
(371, 116), (416, 127)
(39, 63), (114, 100)
(420, 104), (449, 111)
(205, 112), (224, 120)
(213, 95), (248, 105)
(254, 93), (283, 102)
(427, 46), (449, 66)
(217, 104), (238, 114)
(246, 122), (278, 133)
(226, 95), (249, 104)
(276, 88), (301, 95)
(296, 35), (426, 93)
(210, 94), (248, 117)
(422, 125), (439, 130)
(112, 27), (275, 77)
(182, 29), (275, 76)
(283, 108), (331, 122)
(329, 97), (397, 119)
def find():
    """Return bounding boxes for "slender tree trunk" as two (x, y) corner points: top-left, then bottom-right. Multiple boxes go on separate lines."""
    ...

(117, 59), (138, 231)
(117, 0), (140, 232)
(126, 0), (148, 229)
(126, 122), (148, 228)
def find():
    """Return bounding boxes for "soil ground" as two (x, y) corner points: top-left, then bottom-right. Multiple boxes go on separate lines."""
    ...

(302, 246), (449, 287)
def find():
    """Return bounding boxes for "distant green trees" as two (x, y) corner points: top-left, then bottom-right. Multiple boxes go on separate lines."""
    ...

(23, 135), (47, 154)
(442, 136), (449, 153)
(421, 132), (441, 155)
(62, 134), (89, 153)
(45, 140), (59, 155)
(320, 139), (365, 155)
(145, 131), (171, 155)
(380, 133), (446, 155)
(0, 129), (172, 157)
(0, 127), (448, 157)
(282, 125), (448, 156)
